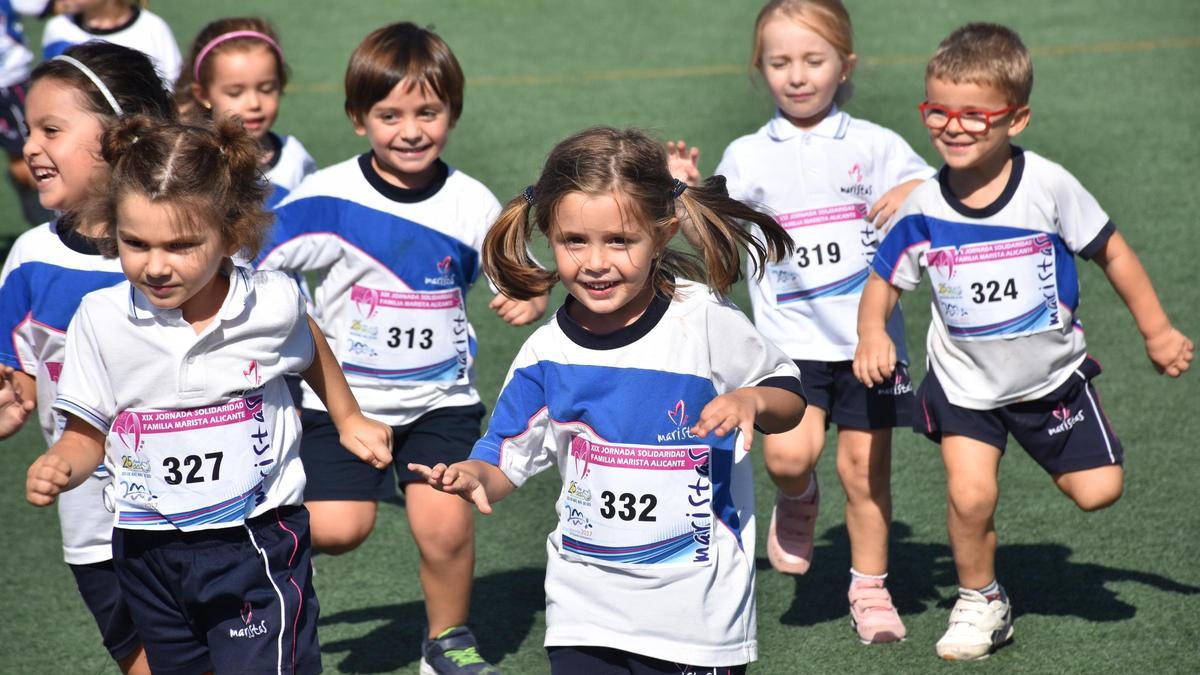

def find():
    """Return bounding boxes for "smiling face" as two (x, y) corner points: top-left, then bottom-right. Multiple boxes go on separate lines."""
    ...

(353, 80), (453, 190)
(552, 191), (676, 334)
(116, 192), (234, 325)
(923, 77), (1029, 175)
(759, 14), (855, 129)
(195, 44), (281, 141)
(23, 78), (107, 213)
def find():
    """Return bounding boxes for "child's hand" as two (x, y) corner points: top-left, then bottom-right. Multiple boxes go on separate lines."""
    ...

(853, 331), (897, 387)
(666, 140), (701, 187)
(1145, 326), (1194, 377)
(867, 180), (923, 231)
(690, 390), (758, 451)
(338, 413), (393, 470)
(26, 453), (71, 506)
(408, 462), (494, 514)
(0, 366), (34, 438)
(489, 293), (548, 326)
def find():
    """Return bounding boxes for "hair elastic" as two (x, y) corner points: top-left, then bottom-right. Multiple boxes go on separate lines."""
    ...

(193, 30), (284, 82)
(51, 55), (123, 116)
(522, 185), (536, 205)
(671, 178), (687, 198)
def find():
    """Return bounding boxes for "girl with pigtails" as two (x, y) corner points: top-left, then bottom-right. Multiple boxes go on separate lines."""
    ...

(411, 126), (807, 674)
(25, 114), (392, 675)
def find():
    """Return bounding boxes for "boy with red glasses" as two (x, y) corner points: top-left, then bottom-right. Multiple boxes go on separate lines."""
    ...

(854, 23), (1193, 661)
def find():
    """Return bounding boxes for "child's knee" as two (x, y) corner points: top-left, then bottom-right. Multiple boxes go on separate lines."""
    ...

(1056, 465), (1123, 512)
(307, 503), (377, 555)
(945, 478), (998, 521)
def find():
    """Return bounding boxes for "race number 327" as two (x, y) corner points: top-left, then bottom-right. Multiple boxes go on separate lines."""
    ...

(162, 452), (224, 485)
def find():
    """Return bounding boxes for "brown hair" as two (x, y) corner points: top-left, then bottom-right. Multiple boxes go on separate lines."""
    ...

(483, 127), (791, 301)
(926, 23), (1033, 106)
(344, 22), (464, 124)
(30, 41), (175, 123)
(750, 0), (855, 103)
(175, 17), (288, 116)
(89, 115), (272, 258)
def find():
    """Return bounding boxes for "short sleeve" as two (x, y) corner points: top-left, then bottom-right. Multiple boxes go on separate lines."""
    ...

(1046, 163), (1113, 259)
(879, 128), (936, 188)
(276, 275), (316, 375)
(873, 207), (932, 291)
(705, 294), (803, 401)
(53, 301), (116, 432)
(470, 347), (555, 487)
(0, 242), (34, 371)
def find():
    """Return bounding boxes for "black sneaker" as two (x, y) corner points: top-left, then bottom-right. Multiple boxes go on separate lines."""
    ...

(420, 625), (500, 674)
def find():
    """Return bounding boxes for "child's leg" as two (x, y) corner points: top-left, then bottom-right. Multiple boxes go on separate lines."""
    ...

(116, 647), (149, 675)
(306, 500), (378, 554)
(835, 427), (893, 575)
(762, 406), (825, 495)
(763, 407), (825, 575)
(940, 434), (1003, 589)
(1052, 465), (1123, 511)
(403, 481), (476, 636)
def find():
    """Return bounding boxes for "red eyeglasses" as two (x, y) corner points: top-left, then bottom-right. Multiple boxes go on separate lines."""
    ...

(918, 102), (1020, 135)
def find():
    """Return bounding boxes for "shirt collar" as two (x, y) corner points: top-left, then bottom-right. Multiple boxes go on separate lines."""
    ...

(766, 105), (850, 141)
(127, 259), (253, 323)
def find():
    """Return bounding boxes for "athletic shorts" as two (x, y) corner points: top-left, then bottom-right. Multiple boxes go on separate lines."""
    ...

(0, 83), (28, 158)
(299, 403), (485, 501)
(547, 646), (748, 675)
(915, 356), (1123, 475)
(110, 506), (321, 675)
(796, 359), (914, 430)
(69, 560), (141, 662)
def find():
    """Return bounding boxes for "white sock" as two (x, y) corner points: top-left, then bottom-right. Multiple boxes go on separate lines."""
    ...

(781, 474), (817, 500)
(850, 568), (887, 588)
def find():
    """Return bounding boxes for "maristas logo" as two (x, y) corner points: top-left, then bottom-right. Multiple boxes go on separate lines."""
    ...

(657, 400), (698, 443)
(425, 255), (457, 286)
(840, 163), (873, 198)
(1048, 403), (1085, 435)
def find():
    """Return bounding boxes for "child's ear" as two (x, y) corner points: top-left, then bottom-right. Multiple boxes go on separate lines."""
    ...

(350, 113), (367, 137)
(191, 82), (211, 111)
(841, 53), (858, 82)
(1007, 105), (1032, 138)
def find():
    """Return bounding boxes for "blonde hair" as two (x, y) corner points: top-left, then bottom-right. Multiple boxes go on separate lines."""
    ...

(483, 127), (791, 301)
(750, 0), (855, 103)
(926, 23), (1033, 106)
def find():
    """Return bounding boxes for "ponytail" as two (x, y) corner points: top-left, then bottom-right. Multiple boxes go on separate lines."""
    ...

(482, 195), (557, 301)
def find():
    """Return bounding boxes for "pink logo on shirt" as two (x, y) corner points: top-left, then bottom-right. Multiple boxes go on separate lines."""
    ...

(667, 400), (689, 428)
(437, 256), (453, 274)
(928, 249), (958, 279)
(243, 361), (261, 387)
(848, 163), (864, 184)
(351, 286), (380, 318)
(113, 411), (142, 451)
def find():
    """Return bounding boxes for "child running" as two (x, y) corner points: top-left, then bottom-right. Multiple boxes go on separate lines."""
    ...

(855, 23), (1193, 660)
(23, 114), (393, 675)
(175, 17), (315, 207)
(42, 0), (181, 86)
(0, 41), (177, 675)
(255, 22), (545, 673)
(411, 127), (807, 674)
(668, 0), (934, 643)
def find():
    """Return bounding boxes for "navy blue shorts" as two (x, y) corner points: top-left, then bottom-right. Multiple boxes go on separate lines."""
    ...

(111, 506), (321, 675)
(69, 560), (141, 662)
(796, 360), (914, 430)
(299, 403), (484, 501)
(547, 646), (747, 675)
(915, 356), (1123, 475)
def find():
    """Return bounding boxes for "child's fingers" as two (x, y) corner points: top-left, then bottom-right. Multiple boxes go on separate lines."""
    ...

(738, 418), (755, 451)
(469, 484), (493, 515)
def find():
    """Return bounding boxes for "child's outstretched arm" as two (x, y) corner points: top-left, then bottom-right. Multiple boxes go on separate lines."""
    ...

(1092, 232), (1193, 376)
(853, 272), (904, 387)
(407, 459), (516, 515)
(300, 316), (394, 468)
(868, 179), (925, 230)
(667, 140), (701, 186)
(0, 366), (35, 439)
(489, 292), (548, 326)
(690, 386), (806, 452)
(26, 416), (104, 506)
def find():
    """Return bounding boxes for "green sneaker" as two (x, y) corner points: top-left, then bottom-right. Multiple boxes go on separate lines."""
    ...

(420, 625), (500, 675)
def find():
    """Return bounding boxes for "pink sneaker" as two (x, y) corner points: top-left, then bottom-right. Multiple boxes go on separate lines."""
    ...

(766, 475), (818, 575)
(849, 577), (906, 644)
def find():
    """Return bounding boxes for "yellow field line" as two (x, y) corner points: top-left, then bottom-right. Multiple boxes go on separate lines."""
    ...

(289, 35), (1200, 94)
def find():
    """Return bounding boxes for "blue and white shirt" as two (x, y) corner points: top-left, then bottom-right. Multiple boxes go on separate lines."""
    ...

(54, 266), (314, 531)
(42, 6), (182, 86)
(717, 107), (934, 363)
(874, 147), (1114, 409)
(0, 0), (38, 88)
(264, 133), (316, 209)
(257, 155), (501, 425)
(472, 281), (803, 666)
(0, 221), (124, 563)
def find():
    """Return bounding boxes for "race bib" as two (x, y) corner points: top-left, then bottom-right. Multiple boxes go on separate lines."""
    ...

(927, 233), (1061, 340)
(768, 203), (875, 304)
(341, 285), (469, 383)
(109, 393), (273, 530)
(559, 436), (713, 568)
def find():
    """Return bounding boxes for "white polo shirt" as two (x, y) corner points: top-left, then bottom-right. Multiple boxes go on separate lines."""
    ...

(717, 107), (935, 362)
(874, 148), (1114, 409)
(54, 266), (314, 531)
(472, 280), (804, 666)
(42, 7), (182, 86)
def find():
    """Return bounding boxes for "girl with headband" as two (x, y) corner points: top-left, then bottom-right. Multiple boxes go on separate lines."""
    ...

(177, 17), (315, 209)
(0, 41), (176, 675)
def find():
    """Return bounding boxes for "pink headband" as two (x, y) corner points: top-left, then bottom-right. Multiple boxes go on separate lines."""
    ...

(193, 30), (284, 82)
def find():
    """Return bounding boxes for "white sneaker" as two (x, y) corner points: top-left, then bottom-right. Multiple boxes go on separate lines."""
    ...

(935, 587), (1014, 660)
